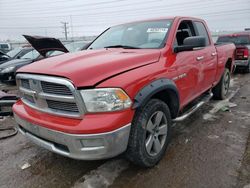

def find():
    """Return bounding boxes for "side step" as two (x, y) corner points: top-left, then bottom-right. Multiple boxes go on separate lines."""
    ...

(173, 92), (213, 122)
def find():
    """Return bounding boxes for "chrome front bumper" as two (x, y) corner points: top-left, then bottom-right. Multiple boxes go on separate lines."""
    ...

(14, 113), (131, 160)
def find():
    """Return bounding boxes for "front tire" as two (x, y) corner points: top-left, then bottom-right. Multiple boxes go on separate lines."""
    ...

(212, 68), (230, 100)
(126, 99), (172, 167)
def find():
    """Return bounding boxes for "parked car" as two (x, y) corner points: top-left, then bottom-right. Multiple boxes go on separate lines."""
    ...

(217, 31), (250, 72)
(13, 16), (235, 167)
(49, 41), (89, 56)
(0, 47), (33, 65)
(0, 35), (68, 83)
(0, 42), (11, 53)
(0, 50), (10, 64)
(6, 47), (33, 61)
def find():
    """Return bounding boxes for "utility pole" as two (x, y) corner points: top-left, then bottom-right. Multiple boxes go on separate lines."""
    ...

(61, 21), (69, 40)
(70, 15), (74, 40)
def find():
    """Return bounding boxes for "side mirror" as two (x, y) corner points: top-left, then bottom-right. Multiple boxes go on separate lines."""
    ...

(174, 36), (206, 53)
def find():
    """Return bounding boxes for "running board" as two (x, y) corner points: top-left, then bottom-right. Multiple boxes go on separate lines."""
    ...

(173, 92), (213, 122)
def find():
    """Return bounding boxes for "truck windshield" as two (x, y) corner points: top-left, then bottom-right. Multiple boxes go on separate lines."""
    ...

(217, 36), (250, 45)
(88, 20), (172, 50)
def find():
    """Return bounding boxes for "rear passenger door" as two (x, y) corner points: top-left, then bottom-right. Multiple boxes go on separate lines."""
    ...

(193, 21), (217, 93)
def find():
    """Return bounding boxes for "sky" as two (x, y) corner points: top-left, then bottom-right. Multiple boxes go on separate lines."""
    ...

(0, 0), (250, 41)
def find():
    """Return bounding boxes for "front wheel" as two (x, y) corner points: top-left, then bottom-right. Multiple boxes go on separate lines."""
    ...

(212, 68), (230, 100)
(126, 99), (172, 167)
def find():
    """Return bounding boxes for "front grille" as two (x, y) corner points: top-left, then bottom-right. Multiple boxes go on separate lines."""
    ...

(17, 74), (84, 118)
(47, 100), (79, 112)
(41, 81), (72, 96)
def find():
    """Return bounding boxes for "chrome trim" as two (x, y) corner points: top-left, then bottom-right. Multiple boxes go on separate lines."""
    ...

(16, 73), (86, 119)
(19, 87), (36, 96)
(196, 56), (204, 61)
(14, 113), (131, 160)
(211, 52), (217, 56)
(38, 92), (75, 102)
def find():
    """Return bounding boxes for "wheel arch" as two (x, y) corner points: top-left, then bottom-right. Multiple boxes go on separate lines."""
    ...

(133, 78), (180, 118)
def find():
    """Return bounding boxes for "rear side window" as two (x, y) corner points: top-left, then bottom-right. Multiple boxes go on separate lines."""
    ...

(194, 22), (210, 46)
(217, 36), (250, 45)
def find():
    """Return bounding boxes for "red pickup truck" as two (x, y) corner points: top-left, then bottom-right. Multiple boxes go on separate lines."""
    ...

(217, 31), (250, 73)
(13, 16), (235, 167)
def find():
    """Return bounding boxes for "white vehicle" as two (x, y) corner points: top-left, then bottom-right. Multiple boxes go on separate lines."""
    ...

(0, 42), (11, 53)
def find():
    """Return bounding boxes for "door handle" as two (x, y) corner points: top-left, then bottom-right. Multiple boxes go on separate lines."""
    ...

(196, 56), (204, 61)
(211, 52), (217, 56)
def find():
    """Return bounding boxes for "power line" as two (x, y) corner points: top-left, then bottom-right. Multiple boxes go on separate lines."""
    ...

(0, 0), (125, 7)
(1, 6), (249, 23)
(0, 9), (249, 30)
(0, 0), (241, 17)
(0, 11), (248, 31)
(0, 0), (213, 14)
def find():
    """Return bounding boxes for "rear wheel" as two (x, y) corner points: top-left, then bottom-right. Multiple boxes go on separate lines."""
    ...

(212, 68), (230, 100)
(126, 99), (172, 167)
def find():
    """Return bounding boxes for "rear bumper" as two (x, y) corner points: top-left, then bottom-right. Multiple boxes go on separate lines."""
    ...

(235, 59), (249, 67)
(14, 113), (131, 160)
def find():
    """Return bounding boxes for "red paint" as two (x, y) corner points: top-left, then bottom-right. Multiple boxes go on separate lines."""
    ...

(13, 16), (236, 134)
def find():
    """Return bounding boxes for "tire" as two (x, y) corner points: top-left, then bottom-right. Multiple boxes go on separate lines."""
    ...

(126, 99), (172, 167)
(212, 68), (230, 100)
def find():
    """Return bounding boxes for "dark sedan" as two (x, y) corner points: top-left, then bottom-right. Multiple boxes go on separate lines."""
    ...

(0, 35), (68, 84)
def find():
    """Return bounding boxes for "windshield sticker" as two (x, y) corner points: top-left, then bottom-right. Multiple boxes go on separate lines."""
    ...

(147, 28), (168, 33)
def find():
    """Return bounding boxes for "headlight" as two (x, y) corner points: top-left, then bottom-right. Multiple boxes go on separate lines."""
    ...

(1, 66), (15, 73)
(80, 88), (132, 112)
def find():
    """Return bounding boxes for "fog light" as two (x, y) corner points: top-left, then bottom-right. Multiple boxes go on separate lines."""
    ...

(80, 138), (104, 147)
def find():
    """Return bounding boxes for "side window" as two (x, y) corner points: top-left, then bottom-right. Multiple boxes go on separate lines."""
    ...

(194, 22), (210, 46)
(175, 20), (195, 46)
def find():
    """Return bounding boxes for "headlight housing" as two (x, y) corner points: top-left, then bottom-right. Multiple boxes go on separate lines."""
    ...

(1, 66), (15, 73)
(80, 88), (132, 112)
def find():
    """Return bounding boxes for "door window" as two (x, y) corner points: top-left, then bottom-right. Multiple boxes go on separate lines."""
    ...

(175, 20), (196, 47)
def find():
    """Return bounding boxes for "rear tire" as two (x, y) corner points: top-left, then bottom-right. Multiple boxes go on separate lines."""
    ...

(212, 68), (230, 100)
(126, 99), (172, 167)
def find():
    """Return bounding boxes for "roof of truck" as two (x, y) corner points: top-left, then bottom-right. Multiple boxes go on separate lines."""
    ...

(113, 16), (204, 27)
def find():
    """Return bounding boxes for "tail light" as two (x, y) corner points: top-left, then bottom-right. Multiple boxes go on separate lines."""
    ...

(235, 47), (249, 60)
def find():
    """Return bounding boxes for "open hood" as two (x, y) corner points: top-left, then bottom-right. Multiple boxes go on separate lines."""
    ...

(23, 35), (69, 57)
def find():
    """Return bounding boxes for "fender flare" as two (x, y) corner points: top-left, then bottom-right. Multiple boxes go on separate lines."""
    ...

(132, 78), (180, 117)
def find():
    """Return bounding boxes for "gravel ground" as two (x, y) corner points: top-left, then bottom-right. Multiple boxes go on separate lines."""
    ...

(0, 73), (249, 188)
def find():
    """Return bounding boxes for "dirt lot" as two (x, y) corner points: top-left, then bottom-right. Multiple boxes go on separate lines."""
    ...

(0, 73), (249, 188)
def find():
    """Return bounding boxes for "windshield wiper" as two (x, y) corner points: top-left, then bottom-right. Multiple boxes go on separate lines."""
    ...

(104, 45), (141, 49)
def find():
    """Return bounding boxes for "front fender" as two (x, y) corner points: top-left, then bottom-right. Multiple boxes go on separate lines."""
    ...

(133, 78), (180, 117)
